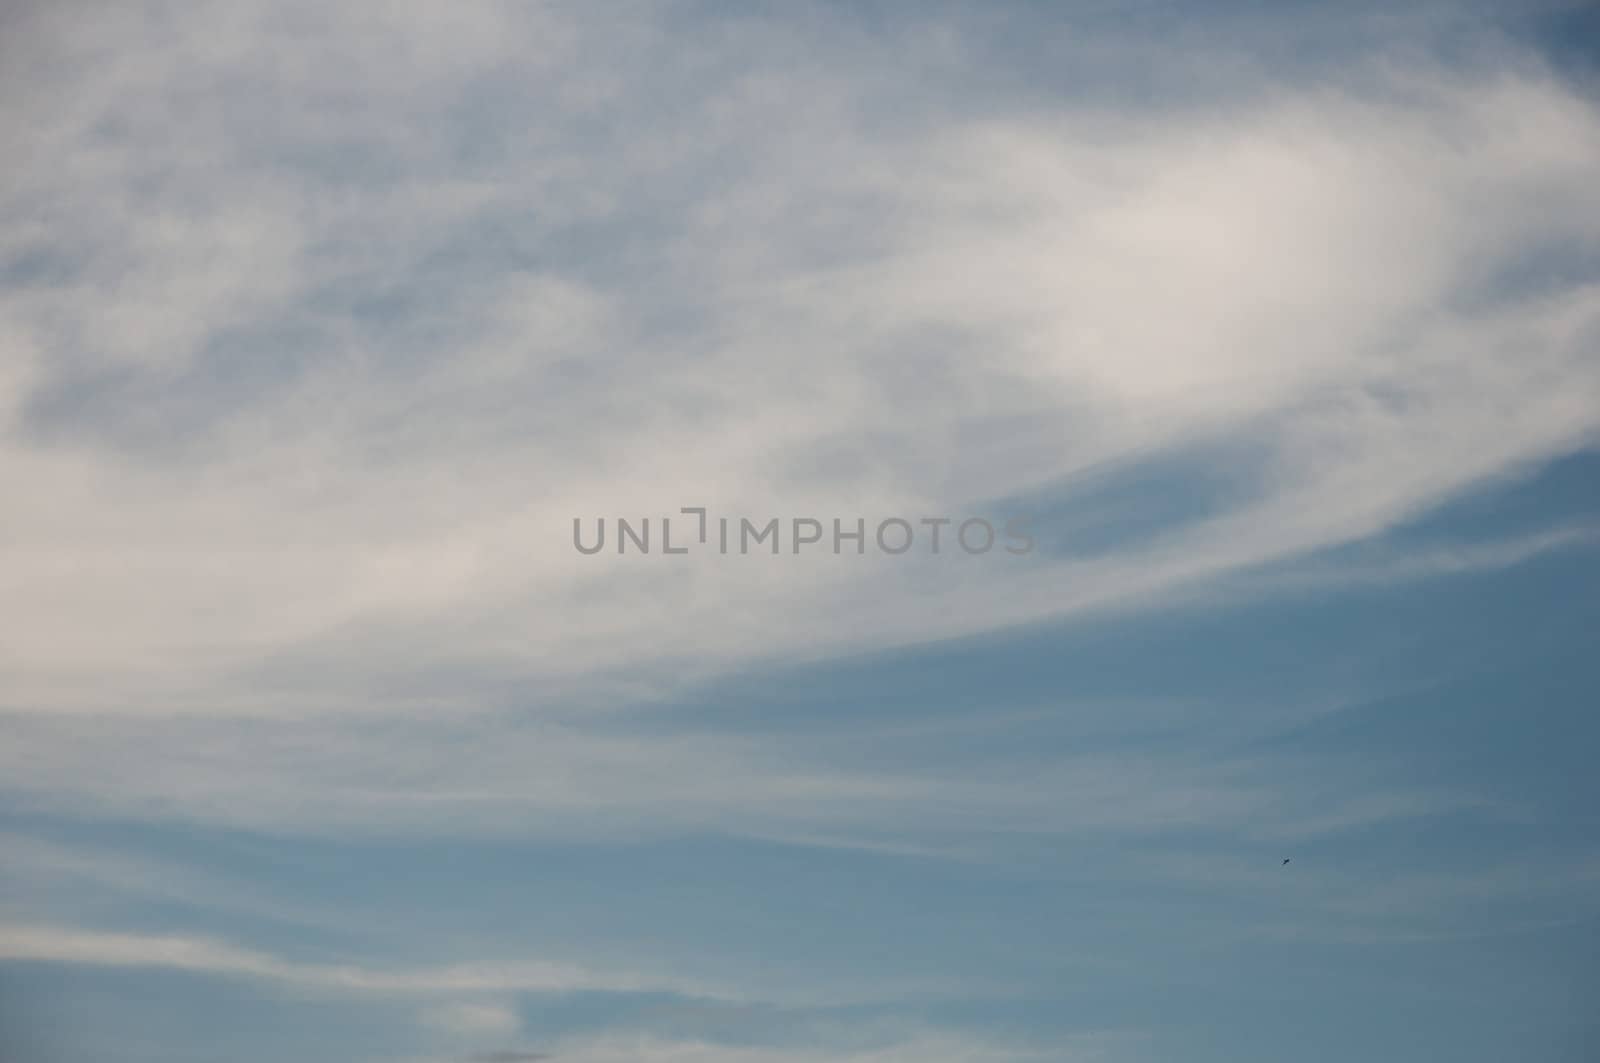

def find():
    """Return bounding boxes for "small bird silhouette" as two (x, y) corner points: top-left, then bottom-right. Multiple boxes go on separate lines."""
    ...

(1282, 858), (1291, 865)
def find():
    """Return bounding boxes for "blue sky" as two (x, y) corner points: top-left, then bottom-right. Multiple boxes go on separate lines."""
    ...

(1, 2), (1598, 1061)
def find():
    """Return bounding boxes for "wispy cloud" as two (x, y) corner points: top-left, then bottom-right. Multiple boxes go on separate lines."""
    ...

(424, 1001), (524, 1039)
(0, 923), (727, 1000)
(0, 706), (1486, 847)
(483, 1030), (1118, 1063)
(2, 7), (1597, 722)
(2, 4), (1597, 1061)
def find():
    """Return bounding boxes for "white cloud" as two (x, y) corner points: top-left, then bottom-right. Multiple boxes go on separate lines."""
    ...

(522, 1031), (1079, 1063)
(1, 10), (1595, 722)
(0, 0), (1596, 957)
(0, 706), (1483, 847)
(4, 11), (1595, 1063)
(390, 1030), (1102, 1063)
(0, 923), (724, 999)
(422, 1000), (522, 1038)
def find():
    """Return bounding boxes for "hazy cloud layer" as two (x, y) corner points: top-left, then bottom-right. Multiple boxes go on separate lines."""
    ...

(2, 4), (1597, 722)
(1, 3), (1597, 1061)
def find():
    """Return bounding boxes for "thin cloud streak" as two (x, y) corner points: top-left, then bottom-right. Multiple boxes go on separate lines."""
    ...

(0, 923), (728, 1000)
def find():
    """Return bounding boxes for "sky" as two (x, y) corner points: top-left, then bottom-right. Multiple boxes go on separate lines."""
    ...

(1, 1), (1598, 1061)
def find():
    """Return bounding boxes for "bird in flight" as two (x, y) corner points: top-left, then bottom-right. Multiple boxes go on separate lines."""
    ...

(1282, 858), (1291, 865)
